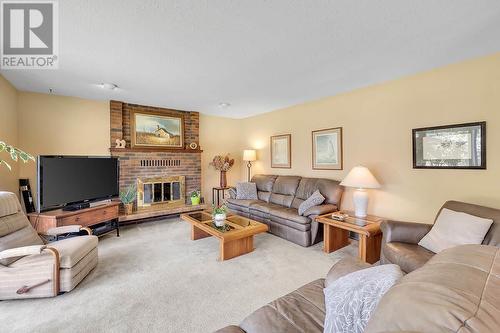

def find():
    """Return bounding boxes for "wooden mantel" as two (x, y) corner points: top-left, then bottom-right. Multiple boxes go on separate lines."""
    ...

(109, 148), (203, 153)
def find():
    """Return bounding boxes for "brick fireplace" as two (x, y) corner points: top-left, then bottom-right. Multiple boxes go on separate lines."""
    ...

(109, 101), (202, 206)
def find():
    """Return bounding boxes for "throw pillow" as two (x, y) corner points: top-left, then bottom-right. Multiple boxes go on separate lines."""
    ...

(324, 264), (404, 333)
(235, 182), (258, 200)
(418, 208), (493, 253)
(298, 190), (325, 216)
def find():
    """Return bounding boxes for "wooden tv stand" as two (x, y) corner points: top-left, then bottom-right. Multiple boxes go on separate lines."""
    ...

(28, 201), (121, 237)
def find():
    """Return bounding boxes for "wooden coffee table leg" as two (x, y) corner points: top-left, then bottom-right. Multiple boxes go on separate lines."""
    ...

(191, 224), (211, 240)
(220, 236), (254, 261)
(359, 233), (382, 264)
(323, 224), (350, 253)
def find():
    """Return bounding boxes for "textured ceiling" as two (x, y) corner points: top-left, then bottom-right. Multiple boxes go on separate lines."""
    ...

(2, 0), (500, 118)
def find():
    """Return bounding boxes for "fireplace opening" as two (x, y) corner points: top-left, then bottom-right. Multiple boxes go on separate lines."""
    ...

(137, 176), (185, 209)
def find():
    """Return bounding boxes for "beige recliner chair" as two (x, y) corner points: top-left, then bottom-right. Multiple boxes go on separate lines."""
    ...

(0, 191), (98, 300)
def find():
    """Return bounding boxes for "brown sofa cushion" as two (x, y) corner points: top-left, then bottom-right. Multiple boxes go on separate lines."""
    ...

(293, 177), (343, 207)
(251, 175), (278, 203)
(226, 198), (259, 212)
(240, 279), (325, 333)
(269, 206), (310, 225)
(252, 175), (277, 192)
(249, 202), (282, 214)
(382, 242), (434, 273)
(365, 244), (500, 333)
(269, 176), (301, 208)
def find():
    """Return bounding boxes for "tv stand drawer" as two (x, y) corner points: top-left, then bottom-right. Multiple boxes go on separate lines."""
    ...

(28, 202), (120, 234)
(60, 206), (118, 227)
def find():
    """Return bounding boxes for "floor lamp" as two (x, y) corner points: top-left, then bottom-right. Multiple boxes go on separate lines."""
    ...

(243, 150), (257, 182)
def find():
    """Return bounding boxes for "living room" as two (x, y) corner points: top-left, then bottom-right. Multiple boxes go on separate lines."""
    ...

(1, 1), (499, 333)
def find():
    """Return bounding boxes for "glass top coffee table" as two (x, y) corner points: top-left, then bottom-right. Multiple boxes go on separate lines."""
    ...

(180, 211), (268, 261)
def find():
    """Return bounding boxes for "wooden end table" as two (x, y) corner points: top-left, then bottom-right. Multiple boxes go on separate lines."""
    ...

(315, 212), (385, 264)
(212, 187), (232, 206)
(180, 211), (268, 261)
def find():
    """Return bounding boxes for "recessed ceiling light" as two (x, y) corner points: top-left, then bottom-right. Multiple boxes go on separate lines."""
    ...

(218, 102), (231, 108)
(99, 83), (118, 90)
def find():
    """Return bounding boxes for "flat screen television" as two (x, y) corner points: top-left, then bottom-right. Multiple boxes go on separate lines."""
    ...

(37, 156), (119, 212)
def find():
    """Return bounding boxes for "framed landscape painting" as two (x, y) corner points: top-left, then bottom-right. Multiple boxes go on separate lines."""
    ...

(131, 111), (184, 149)
(413, 122), (486, 169)
(312, 127), (343, 170)
(271, 134), (291, 168)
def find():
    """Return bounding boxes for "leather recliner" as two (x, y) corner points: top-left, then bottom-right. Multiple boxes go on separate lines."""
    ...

(0, 191), (98, 300)
(380, 200), (500, 273)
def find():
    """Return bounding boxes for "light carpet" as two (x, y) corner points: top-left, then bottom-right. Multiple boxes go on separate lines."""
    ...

(0, 217), (358, 333)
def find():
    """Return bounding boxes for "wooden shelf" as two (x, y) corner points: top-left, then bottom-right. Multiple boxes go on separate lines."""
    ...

(110, 148), (203, 153)
(119, 203), (208, 222)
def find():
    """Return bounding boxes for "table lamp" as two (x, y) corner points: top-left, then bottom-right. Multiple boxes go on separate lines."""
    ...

(243, 150), (257, 182)
(340, 166), (381, 217)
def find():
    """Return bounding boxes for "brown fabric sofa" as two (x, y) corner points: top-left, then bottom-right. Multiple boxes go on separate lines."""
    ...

(215, 244), (500, 333)
(226, 175), (343, 247)
(380, 200), (500, 273)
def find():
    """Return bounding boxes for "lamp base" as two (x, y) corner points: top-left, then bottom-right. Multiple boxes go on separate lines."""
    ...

(246, 161), (252, 182)
(353, 188), (369, 218)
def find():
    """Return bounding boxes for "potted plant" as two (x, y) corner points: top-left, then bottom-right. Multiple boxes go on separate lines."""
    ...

(209, 154), (235, 188)
(190, 190), (201, 205)
(120, 184), (136, 215)
(212, 203), (227, 227)
(0, 141), (34, 170)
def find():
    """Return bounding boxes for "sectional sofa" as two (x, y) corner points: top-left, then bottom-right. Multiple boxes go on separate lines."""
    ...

(226, 174), (344, 247)
(216, 244), (500, 333)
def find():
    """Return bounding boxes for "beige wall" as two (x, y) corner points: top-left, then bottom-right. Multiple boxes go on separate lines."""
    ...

(17, 92), (110, 202)
(199, 114), (242, 202)
(3, 53), (499, 222)
(0, 75), (19, 194)
(238, 53), (500, 222)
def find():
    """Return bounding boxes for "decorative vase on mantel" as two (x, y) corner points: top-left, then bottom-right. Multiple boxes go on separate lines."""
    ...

(219, 171), (227, 188)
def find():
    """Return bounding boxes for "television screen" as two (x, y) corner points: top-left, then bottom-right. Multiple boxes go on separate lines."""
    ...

(38, 156), (119, 212)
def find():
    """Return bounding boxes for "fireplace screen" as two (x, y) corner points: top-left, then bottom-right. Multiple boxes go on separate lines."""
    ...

(137, 176), (185, 208)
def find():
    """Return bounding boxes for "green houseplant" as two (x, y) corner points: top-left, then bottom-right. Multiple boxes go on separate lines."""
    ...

(120, 184), (136, 215)
(212, 203), (227, 227)
(0, 141), (34, 170)
(190, 190), (201, 205)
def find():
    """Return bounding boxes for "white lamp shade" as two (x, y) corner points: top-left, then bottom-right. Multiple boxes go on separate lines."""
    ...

(243, 149), (257, 161)
(340, 166), (380, 189)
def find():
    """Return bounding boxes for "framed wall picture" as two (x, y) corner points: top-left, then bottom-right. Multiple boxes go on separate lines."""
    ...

(412, 121), (486, 169)
(312, 127), (343, 170)
(130, 110), (184, 149)
(271, 134), (291, 168)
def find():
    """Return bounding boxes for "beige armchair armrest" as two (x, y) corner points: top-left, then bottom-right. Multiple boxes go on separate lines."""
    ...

(0, 245), (47, 260)
(1, 246), (61, 296)
(380, 220), (432, 245)
(46, 225), (92, 236)
(303, 204), (338, 217)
